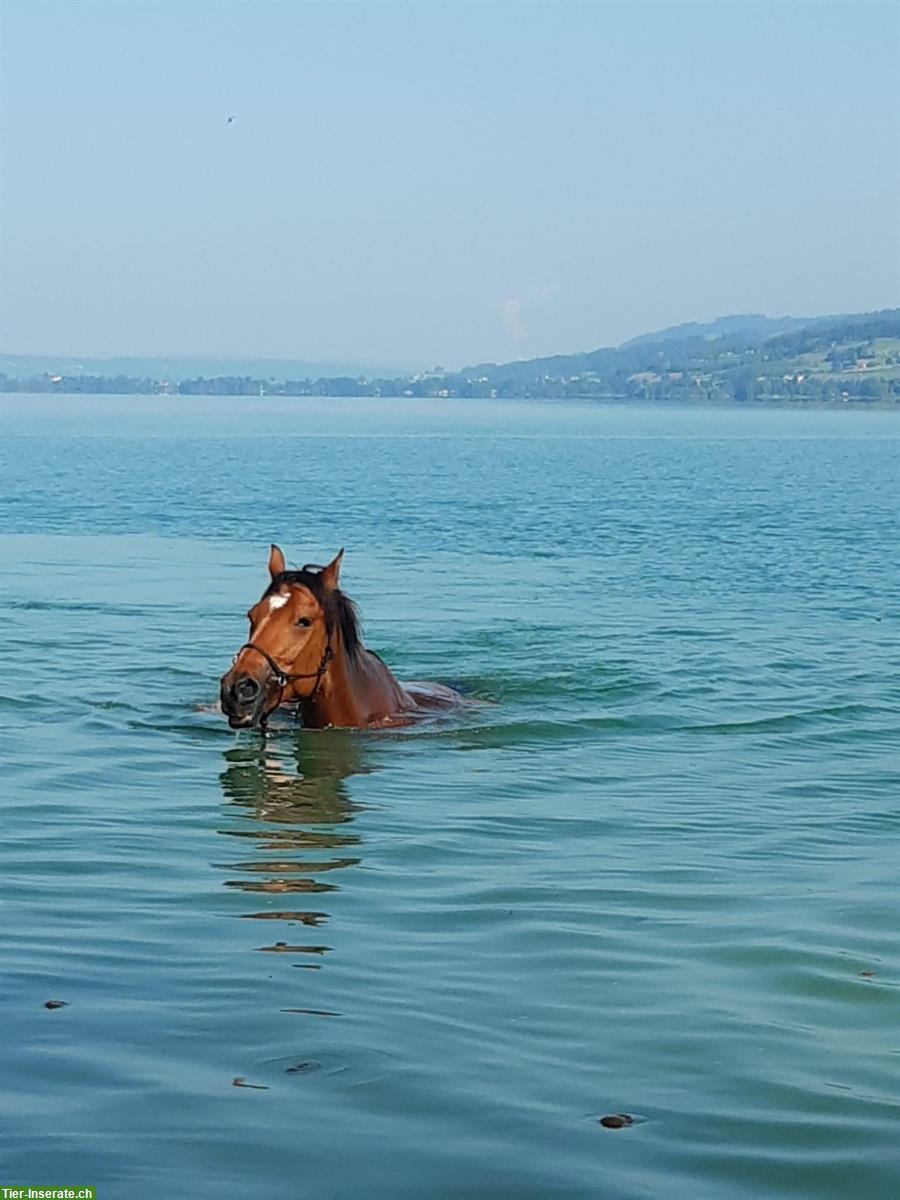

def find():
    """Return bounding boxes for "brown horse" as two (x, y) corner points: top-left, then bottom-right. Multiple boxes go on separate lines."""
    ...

(220, 545), (462, 730)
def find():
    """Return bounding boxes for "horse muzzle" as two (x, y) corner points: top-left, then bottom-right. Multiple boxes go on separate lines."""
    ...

(220, 670), (276, 729)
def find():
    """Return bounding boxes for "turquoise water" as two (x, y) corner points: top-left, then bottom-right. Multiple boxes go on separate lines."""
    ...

(1, 396), (898, 1200)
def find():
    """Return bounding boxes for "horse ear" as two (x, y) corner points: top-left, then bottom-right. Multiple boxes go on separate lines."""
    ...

(268, 544), (286, 579)
(321, 548), (344, 591)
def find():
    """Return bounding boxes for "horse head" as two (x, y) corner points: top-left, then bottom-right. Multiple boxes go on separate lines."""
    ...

(220, 544), (347, 729)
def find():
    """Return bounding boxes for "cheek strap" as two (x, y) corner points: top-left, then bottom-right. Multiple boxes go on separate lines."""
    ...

(237, 638), (333, 698)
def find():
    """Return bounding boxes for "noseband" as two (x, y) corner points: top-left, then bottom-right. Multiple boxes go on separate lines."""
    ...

(236, 637), (333, 701)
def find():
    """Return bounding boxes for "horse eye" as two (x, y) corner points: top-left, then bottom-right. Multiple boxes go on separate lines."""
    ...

(295, 617), (311, 628)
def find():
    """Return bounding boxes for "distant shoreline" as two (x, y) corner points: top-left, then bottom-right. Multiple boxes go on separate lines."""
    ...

(3, 307), (898, 405)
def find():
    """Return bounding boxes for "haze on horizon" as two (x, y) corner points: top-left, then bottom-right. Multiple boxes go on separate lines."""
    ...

(0, 0), (897, 371)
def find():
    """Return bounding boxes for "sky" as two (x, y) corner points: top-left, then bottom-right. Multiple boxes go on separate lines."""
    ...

(1, 0), (898, 369)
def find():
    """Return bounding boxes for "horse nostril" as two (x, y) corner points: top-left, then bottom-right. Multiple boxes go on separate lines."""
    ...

(234, 677), (260, 704)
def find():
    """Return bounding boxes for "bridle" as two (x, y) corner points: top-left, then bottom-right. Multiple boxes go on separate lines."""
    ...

(236, 636), (333, 702)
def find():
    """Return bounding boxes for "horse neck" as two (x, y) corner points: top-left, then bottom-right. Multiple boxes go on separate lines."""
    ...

(298, 629), (407, 729)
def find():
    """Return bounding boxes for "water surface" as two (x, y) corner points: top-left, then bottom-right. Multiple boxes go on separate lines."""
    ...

(1, 397), (898, 1199)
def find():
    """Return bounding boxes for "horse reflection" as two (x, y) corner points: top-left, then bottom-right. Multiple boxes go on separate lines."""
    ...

(217, 732), (373, 953)
(218, 730), (371, 827)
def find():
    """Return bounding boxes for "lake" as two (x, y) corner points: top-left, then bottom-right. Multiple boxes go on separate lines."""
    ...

(1, 396), (898, 1199)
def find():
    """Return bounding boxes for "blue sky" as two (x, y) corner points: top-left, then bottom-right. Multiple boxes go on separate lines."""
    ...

(1, 0), (897, 368)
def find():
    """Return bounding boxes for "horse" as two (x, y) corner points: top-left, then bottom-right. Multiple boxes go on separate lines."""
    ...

(219, 545), (462, 730)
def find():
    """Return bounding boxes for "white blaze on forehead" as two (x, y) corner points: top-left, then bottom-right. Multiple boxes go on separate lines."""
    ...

(251, 589), (291, 637)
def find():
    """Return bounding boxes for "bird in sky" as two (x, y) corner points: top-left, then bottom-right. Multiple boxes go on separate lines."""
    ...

(226, 115), (235, 125)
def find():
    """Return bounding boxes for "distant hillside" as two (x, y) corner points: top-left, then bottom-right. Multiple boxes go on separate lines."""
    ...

(451, 309), (900, 403)
(762, 310), (900, 357)
(460, 309), (900, 393)
(620, 312), (831, 348)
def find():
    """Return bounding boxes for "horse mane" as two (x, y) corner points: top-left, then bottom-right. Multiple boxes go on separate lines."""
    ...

(267, 566), (363, 662)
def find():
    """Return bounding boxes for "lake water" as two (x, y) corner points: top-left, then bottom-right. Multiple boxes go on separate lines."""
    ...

(1, 396), (898, 1200)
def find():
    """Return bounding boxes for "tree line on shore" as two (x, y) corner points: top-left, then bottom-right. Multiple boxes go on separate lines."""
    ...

(1, 367), (896, 404)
